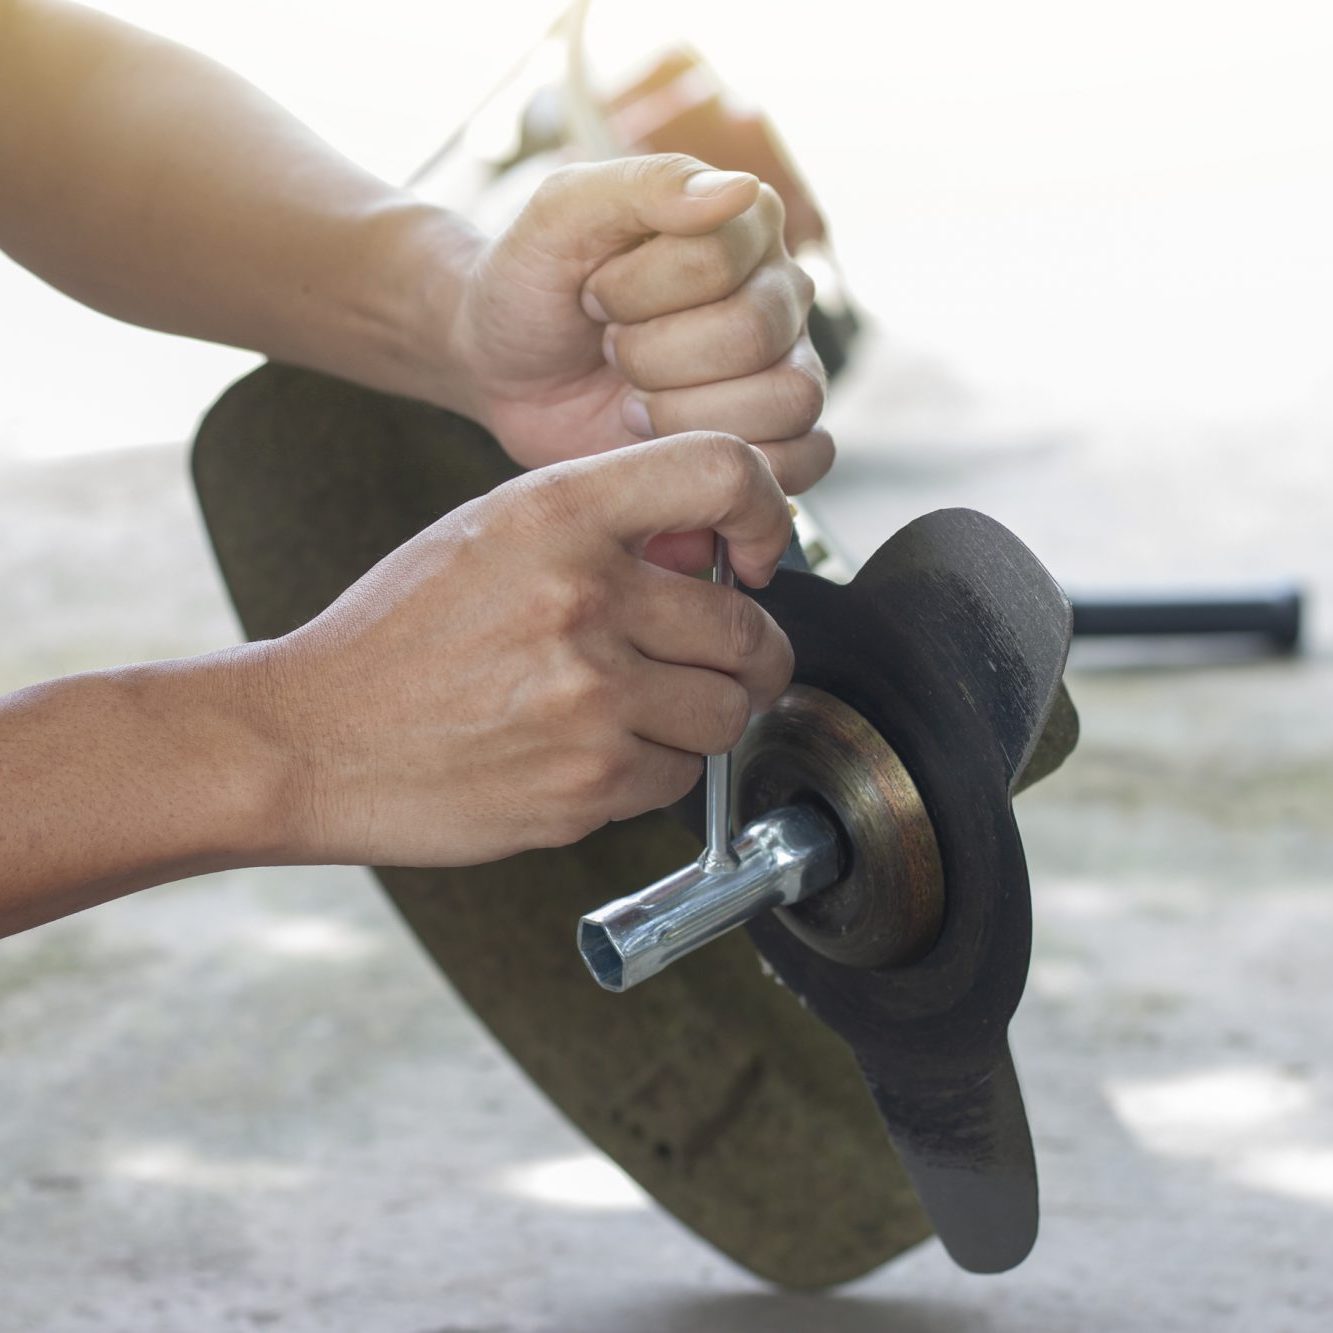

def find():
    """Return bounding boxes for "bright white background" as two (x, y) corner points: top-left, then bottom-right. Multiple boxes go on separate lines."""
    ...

(2, 0), (1332, 458)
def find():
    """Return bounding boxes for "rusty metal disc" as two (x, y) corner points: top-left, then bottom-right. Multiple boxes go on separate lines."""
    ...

(734, 685), (944, 969)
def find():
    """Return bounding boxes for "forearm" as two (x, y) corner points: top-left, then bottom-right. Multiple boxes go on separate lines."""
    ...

(0, 647), (297, 937)
(0, 0), (483, 410)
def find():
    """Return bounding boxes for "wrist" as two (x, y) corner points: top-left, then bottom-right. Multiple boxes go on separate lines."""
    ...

(346, 197), (489, 419)
(224, 629), (381, 868)
(196, 639), (326, 867)
(136, 642), (313, 871)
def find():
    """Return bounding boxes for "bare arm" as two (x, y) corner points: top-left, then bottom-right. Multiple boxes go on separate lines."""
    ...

(0, 649), (295, 935)
(0, 6), (827, 938)
(0, 2), (830, 483)
(0, 436), (795, 939)
(0, 0), (481, 407)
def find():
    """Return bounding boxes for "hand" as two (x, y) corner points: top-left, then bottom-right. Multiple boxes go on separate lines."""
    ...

(444, 154), (833, 499)
(262, 433), (795, 867)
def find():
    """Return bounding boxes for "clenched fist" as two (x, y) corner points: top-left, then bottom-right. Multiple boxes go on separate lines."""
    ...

(436, 154), (833, 500)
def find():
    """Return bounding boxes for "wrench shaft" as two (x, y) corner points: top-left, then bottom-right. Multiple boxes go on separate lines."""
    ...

(703, 535), (739, 871)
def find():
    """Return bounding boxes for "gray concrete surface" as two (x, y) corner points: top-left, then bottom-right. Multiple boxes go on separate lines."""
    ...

(1, 375), (1331, 1331)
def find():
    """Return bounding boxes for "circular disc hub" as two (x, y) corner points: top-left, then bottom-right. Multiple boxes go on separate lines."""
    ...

(734, 685), (944, 969)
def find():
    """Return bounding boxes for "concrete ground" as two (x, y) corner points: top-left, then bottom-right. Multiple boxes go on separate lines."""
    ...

(2, 376), (1331, 1331)
(4, 3), (1333, 1329)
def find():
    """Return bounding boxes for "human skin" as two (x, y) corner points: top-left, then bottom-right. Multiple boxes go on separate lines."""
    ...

(0, 1), (831, 515)
(0, 2), (829, 935)
(0, 435), (795, 937)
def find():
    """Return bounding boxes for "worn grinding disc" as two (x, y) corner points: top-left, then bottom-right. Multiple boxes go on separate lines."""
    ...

(192, 364), (1077, 1283)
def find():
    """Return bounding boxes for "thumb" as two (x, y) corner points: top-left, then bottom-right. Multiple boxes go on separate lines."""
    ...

(513, 154), (759, 273)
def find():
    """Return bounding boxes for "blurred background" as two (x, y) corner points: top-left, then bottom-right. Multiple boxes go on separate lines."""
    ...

(2, 2), (1332, 1330)
(6, 0), (1333, 461)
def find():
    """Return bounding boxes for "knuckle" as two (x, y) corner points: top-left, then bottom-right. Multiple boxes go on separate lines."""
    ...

(567, 801), (611, 844)
(619, 153), (674, 199)
(623, 154), (659, 188)
(545, 570), (610, 634)
(729, 269), (802, 371)
(757, 182), (787, 234)
(716, 682), (753, 750)
(703, 433), (763, 492)
(611, 152), (705, 206)
(735, 299), (781, 370)
(726, 593), (768, 662)
(555, 660), (614, 718)
(546, 779), (607, 845)
(792, 261), (817, 311)
(680, 233), (741, 296)
(648, 151), (702, 182)
(529, 162), (590, 213)
(811, 428), (837, 478)
(778, 364), (825, 432)
(523, 464), (585, 529)
(548, 816), (596, 848)
(568, 739), (628, 805)
(596, 745), (632, 796)
(768, 266), (806, 329)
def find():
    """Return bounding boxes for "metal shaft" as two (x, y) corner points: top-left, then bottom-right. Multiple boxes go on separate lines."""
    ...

(703, 534), (739, 871)
(1070, 584), (1303, 653)
(577, 804), (841, 992)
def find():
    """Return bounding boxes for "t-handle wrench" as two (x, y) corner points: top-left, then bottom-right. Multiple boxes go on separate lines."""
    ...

(702, 532), (740, 872)
(575, 532), (841, 993)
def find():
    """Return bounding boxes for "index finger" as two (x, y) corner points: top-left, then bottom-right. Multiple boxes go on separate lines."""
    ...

(551, 433), (793, 587)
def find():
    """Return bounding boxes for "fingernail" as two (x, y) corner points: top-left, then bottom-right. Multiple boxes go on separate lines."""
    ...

(683, 169), (755, 197)
(602, 324), (620, 371)
(581, 287), (609, 322)
(622, 395), (653, 438)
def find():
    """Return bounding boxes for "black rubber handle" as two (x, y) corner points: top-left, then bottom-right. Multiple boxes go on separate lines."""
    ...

(1070, 585), (1303, 652)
